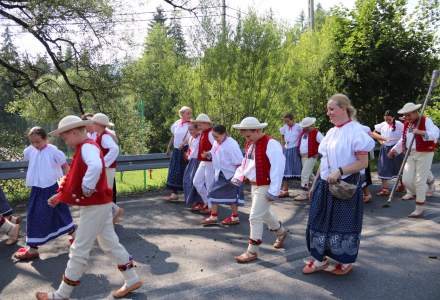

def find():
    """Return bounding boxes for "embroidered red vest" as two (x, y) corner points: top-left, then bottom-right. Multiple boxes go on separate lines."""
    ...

(197, 128), (213, 161)
(57, 140), (113, 206)
(402, 116), (436, 152)
(246, 134), (271, 186)
(96, 130), (117, 168)
(298, 128), (320, 158)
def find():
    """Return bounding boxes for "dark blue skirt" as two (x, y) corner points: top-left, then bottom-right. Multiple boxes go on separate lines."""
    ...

(0, 185), (13, 216)
(306, 175), (363, 264)
(208, 172), (244, 207)
(378, 145), (404, 180)
(166, 148), (188, 191)
(26, 183), (74, 247)
(283, 147), (302, 179)
(183, 158), (203, 206)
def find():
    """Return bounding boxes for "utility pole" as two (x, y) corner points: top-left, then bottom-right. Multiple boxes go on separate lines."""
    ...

(222, 0), (226, 37)
(308, 0), (315, 30)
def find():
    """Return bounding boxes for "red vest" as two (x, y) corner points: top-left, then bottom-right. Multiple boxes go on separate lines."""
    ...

(298, 128), (320, 158)
(57, 140), (112, 206)
(197, 128), (213, 161)
(96, 130), (117, 168)
(246, 135), (271, 186)
(402, 116), (436, 152)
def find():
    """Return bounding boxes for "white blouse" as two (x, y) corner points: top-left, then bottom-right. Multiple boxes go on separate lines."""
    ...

(100, 133), (119, 168)
(210, 137), (243, 181)
(188, 135), (201, 159)
(24, 144), (66, 188)
(319, 121), (375, 180)
(374, 121), (404, 146)
(171, 120), (190, 149)
(233, 139), (286, 196)
(299, 131), (324, 155)
(279, 124), (302, 149)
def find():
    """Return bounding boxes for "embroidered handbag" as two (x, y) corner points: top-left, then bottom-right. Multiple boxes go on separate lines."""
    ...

(326, 155), (359, 200)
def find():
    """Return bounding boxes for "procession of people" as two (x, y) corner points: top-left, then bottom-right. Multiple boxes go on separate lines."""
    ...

(0, 94), (439, 299)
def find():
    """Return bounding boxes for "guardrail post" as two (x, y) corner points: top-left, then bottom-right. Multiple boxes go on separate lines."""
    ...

(143, 169), (147, 190)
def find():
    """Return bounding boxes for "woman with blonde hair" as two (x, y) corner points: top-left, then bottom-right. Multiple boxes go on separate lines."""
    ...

(303, 94), (374, 275)
(165, 106), (192, 201)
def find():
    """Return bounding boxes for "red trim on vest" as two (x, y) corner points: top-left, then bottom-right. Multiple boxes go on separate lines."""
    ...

(96, 130), (117, 168)
(298, 128), (320, 158)
(245, 135), (271, 186)
(57, 139), (112, 206)
(402, 116), (436, 152)
(197, 128), (213, 161)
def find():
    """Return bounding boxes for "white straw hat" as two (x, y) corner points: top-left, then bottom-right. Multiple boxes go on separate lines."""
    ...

(299, 117), (316, 128)
(50, 115), (93, 136)
(232, 117), (268, 130)
(192, 113), (212, 124)
(92, 113), (114, 127)
(397, 102), (421, 114)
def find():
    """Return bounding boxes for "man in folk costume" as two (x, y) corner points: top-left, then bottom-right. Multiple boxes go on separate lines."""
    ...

(231, 117), (288, 263)
(295, 117), (324, 201)
(36, 116), (142, 300)
(389, 103), (439, 218)
(91, 113), (124, 224)
(192, 113), (216, 214)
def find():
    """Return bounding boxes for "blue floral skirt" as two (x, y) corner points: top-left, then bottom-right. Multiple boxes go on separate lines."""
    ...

(306, 174), (363, 264)
(378, 145), (404, 180)
(0, 185), (13, 216)
(283, 147), (302, 179)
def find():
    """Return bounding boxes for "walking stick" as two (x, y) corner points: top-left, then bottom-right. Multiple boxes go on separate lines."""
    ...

(383, 70), (440, 208)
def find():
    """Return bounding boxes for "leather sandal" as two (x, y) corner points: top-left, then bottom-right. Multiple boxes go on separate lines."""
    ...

(35, 292), (68, 300)
(112, 280), (143, 298)
(113, 207), (124, 224)
(279, 191), (289, 198)
(273, 230), (288, 249)
(235, 251), (258, 263)
(376, 188), (390, 196)
(201, 216), (218, 226)
(325, 263), (353, 275)
(14, 247), (39, 261)
(302, 258), (329, 274)
(221, 216), (240, 225)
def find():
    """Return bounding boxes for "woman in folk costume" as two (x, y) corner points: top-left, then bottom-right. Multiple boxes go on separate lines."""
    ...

(165, 106), (192, 201)
(294, 117), (324, 202)
(231, 117), (288, 263)
(36, 116), (141, 300)
(371, 110), (405, 196)
(192, 113), (216, 215)
(0, 185), (21, 225)
(279, 113), (302, 197)
(0, 215), (20, 245)
(14, 127), (75, 261)
(201, 125), (244, 226)
(183, 122), (203, 210)
(303, 94), (374, 275)
(389, 102), (439, 218)
(92, 113), (124, 224)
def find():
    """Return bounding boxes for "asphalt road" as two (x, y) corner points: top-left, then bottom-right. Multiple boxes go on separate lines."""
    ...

(1, 165), (440, 300)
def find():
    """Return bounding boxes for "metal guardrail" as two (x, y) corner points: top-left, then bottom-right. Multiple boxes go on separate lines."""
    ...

(0, 153), (170, 180)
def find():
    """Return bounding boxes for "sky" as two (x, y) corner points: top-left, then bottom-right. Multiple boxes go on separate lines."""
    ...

(0, 0), (419, 62)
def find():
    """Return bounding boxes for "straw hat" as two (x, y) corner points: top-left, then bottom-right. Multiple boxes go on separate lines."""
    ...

(92, 113), (114, 127)
(397, 102), (421, 114)
(192, 113), (212, 124)
(299, 117), (316, 128)
(232, 117), (268, 130)
(50, 115), (93, 136)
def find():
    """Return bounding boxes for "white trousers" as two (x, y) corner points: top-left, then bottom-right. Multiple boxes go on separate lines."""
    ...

(106, 168), (119, 214)
(249, 185), (280, 241)
(301, 156), (317, 188)
(62, 203), (137, 283)
(402, 151), (434, 203)
(193, 161), (215, 204)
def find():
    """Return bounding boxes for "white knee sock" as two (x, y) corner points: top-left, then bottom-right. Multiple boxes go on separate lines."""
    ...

(56, 281), (75, 299)
(122, 269), (140, 287)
